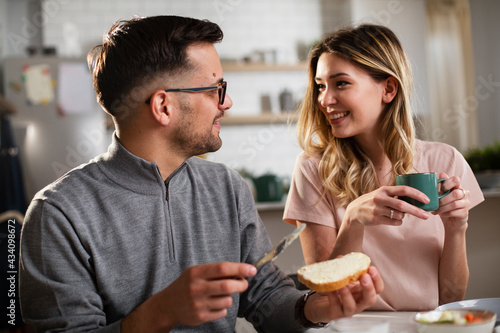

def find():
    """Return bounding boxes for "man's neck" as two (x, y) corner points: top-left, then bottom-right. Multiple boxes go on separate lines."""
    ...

(116, 130), (187, 181)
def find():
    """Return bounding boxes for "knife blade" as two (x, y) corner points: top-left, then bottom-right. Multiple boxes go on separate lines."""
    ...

(254, 223), (306, 268)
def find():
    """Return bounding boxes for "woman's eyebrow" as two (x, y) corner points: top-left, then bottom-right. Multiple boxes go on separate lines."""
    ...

(315, 72), (349, 81)
(331, 72), (349, 79)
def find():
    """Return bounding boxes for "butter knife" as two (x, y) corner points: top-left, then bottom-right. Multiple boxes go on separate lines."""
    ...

(254, 223), (306, 268)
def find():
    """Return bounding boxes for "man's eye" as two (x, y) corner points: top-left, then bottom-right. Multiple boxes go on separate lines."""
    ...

(206, 89), (218, 98)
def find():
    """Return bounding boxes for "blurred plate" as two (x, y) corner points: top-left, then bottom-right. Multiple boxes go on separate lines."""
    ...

(414, 309), (496, 333)
(437, 298), (500, 327)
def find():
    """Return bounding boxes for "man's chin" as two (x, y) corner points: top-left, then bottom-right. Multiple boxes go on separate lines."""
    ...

(195, 139), (222, 156)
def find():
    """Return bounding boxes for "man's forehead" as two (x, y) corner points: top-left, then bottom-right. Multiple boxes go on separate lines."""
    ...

(185, 43), (223, 82)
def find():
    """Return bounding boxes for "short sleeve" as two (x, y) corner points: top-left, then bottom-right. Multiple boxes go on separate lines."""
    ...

(283, 153), (339, 228)
(449, 146), (484, 209)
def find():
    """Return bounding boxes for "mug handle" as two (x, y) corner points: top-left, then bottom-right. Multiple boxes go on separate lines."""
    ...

(437, 178), (451, 199)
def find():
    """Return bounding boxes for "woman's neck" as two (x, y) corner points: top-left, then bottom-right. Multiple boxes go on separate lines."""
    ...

(354, 135), (393, 186)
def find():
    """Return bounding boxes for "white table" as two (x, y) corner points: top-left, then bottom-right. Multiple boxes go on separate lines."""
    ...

(308, 311), (418, 333)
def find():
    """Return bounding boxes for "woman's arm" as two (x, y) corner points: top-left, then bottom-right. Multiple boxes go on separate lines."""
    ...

(296, 221), (337, 264)
(438, 222), (468, 304)
(434, 173), (471, 304)
(330, 214), (366, 258)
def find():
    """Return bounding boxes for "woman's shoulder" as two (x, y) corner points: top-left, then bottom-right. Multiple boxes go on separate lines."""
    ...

(414, 139), (465, 170)
(295, 151), (322, 172)
(415, 139), (460, 158)
(415, 139), (456, 151)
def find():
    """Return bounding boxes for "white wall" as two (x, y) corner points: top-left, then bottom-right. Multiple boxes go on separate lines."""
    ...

(470, 0), (500, 147)
(349, 0), (431, 118)
(0, 0), (5, 59)
(38, 0), (321, 62)
(211, 0), (433, 177)
(7, 0), (488, 180)
(35, 0), (323, 180)
(2, 0), (496, 185)
(0, 0), (5, 89)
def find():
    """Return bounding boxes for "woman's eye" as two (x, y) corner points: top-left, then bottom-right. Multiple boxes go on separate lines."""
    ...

(316, 83), (326, 91)
(336, 81), (349, 88)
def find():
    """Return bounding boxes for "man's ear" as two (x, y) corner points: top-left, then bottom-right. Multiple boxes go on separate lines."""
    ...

(382, 76), (398, 104)
(149, 90), (171, 125)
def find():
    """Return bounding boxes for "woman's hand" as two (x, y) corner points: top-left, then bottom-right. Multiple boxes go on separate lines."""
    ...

(344, 185), (431, 227)
(433, 172), (470, 231)
(333, 185), (430, 255)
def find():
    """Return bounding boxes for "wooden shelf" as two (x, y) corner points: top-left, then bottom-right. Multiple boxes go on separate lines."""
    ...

(105, 112), (298, 128)
(255, 200), (286, 212)
(220, 113), (298, 125)
(483, 187), (500, 198)
(222, 62), (308, 72)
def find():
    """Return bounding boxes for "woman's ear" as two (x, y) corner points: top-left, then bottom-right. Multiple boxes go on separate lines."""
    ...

(382, 76), (398, 104)
(149, 90), (171, 126)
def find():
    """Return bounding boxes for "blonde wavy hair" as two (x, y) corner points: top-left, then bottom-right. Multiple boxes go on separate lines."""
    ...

(297, 24), (416, 207)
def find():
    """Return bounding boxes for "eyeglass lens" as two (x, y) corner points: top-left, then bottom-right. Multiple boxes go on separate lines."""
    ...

(219, 81), (227, 105)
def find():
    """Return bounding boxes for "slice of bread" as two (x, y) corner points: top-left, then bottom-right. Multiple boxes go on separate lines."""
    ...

(296, 252), (371, 292)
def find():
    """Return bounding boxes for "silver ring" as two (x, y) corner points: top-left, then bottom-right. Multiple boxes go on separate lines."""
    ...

(460, 188), (466, 200)
(390, 209), (394, 219)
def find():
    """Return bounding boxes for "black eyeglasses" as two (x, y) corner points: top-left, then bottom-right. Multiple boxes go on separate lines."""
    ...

(145, 81), (227, 105)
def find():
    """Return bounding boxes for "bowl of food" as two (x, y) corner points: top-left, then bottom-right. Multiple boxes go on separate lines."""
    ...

(437, 298), (500, 325)
(414, 309), (496, 333)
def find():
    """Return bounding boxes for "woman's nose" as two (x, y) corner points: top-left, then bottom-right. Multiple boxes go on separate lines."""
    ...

(319, 90), (337, 109)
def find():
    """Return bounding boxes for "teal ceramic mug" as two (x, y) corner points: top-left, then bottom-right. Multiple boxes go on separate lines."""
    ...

(396, 173), (451, 212)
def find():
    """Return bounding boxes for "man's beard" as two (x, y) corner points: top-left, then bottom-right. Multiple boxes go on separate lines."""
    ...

(172, 97), (223, 157)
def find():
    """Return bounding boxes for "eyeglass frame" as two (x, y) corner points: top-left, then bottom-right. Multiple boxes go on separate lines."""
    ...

(145, 80), (227, 105)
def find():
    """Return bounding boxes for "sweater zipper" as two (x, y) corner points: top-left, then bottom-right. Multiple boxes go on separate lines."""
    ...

(164, 180), (169, 201)
(162, 160), (186, 201)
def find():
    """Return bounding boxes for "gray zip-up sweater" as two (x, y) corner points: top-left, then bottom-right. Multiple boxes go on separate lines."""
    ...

(20, 136), (305, 332)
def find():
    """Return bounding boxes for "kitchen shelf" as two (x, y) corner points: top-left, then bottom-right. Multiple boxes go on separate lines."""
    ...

(222, 62), (308, 72)
(482, 187), (500, 198)
(255, 200), (286, 212)
(220, 112), (298, 126)
(104, 109), (299, 129)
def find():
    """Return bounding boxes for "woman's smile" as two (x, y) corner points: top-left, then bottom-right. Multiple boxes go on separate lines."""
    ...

(328, 111), (350, 124)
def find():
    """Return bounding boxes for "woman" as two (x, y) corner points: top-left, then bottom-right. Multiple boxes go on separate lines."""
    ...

(283, 24), (483, 311)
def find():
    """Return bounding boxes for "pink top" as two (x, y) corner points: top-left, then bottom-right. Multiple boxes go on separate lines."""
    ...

(284, 140), (484, 311)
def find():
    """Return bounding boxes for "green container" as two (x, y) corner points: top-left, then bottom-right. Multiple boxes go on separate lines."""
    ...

(253, 174), (283, 202)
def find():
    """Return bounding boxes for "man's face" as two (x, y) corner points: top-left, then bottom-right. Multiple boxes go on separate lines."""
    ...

(170, 42), (232, 157)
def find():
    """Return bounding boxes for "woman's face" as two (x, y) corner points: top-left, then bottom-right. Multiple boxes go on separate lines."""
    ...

(315, 52), (390, 144)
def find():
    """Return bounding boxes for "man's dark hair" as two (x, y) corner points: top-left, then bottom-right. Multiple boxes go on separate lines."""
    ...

(87, 15), (223, 118)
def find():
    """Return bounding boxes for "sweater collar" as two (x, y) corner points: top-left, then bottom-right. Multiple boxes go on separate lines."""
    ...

(97, 134), (170, 196)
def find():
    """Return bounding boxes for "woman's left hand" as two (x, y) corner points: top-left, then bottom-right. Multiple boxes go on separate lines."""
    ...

(433, 172), (470, 230)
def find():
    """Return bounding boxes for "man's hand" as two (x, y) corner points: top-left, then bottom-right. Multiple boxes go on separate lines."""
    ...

(303, 266), (384, 324)
(122, 262), (257, 332)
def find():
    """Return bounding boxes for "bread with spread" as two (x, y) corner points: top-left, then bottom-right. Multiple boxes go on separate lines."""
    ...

(296, 252), (371, 292)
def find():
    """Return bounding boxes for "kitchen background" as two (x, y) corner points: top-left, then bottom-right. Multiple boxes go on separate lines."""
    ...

(0, 0), (499, 324)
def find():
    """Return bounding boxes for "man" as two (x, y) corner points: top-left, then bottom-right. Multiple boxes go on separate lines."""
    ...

(19, 16), (383, 332)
